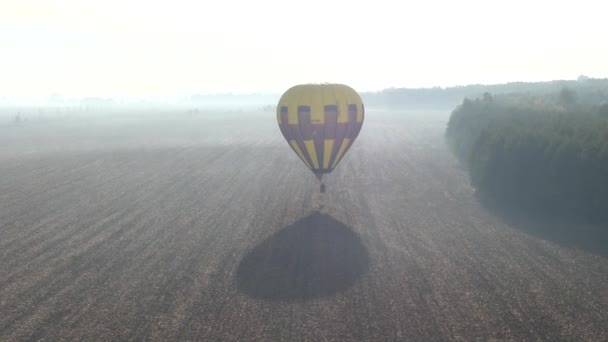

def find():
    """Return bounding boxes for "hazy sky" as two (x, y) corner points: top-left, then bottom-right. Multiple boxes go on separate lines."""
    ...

(1, 0), (607, 97)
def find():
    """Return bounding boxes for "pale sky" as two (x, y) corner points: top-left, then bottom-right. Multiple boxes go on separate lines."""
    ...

(1, 0), (607, 97)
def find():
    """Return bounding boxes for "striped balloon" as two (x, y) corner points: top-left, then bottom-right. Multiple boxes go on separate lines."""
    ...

(277, 83), (364, 180)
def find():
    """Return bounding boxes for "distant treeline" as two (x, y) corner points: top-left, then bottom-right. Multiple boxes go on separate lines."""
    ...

(446, 88), (608, 222)
(362, 76), (608, 109)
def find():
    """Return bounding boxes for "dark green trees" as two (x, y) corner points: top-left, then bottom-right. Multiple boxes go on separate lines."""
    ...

(446, 91), (608, 222)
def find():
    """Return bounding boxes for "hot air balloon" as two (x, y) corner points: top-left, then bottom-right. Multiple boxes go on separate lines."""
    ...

(277, 83), (365, 193)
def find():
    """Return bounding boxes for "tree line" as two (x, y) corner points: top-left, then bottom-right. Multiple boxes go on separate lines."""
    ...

(446, 88), (608, 222)
(362, 76), (608, 110)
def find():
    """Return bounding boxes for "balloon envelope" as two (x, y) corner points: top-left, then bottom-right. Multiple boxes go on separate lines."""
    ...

(277, 83), (364, 176)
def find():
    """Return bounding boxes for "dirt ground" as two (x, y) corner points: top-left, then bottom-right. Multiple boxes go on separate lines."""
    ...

(1, 109), (607, 341)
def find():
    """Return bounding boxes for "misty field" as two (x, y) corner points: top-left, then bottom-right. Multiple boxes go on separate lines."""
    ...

(1, 108), (607, 341)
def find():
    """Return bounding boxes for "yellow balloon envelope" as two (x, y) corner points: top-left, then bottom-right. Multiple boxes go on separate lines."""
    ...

(277, 83), (364, 188)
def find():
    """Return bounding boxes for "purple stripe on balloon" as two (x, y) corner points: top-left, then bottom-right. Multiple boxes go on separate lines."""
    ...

(279, 110), (290, 139)
(324, 105), (338, 139)
(292, 127), (315, 167)
(313, 124), (324, 169)
(328, 123), (347, 168)
(298, 106), (312, 140)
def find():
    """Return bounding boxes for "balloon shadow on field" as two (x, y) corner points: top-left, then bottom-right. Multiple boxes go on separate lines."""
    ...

(236, 212), (370, 302)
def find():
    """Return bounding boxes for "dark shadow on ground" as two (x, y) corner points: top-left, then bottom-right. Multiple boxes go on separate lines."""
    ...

(477, 192), (608, 257)
(236, 212), (370, 301)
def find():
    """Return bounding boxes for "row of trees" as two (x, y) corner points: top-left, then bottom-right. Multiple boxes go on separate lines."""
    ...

(362, 76), (608, 110)
(446, 89), (608, 222)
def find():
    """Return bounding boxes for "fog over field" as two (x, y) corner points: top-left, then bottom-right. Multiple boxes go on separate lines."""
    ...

(1, 105), (607, 341)
(0, 106), (275, 157)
